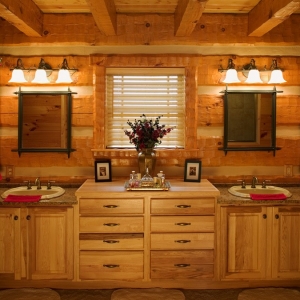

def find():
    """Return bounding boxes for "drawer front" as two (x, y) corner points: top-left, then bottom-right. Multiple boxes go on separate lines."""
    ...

(151, 198), (215, 215)
(80, 216), (144, 233)
(151, 233), (214, 250)
(151, 216), (214, 233)
(80, 198), (143, 214)
(151, 250), (214, 279)
(80, 251), (143, 280)
(79, 233), (144, 250)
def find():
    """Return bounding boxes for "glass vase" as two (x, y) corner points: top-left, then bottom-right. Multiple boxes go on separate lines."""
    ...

(138, 148), (156, 177)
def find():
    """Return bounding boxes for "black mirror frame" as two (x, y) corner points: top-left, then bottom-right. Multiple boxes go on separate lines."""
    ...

(12, 87), (77, 157)
(219, 88), (282, 156)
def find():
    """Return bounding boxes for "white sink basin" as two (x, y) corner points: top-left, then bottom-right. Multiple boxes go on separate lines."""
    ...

(228, 185), (292, 198)
(1, 186), (65, 200)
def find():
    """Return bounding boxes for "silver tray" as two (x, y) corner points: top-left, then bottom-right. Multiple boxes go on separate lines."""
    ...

(124, 181), (171, 191)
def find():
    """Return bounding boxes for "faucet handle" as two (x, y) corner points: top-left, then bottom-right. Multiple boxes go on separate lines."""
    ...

(47, 180), (55, 189)
(237, 179), (246, 188)
(24, 180), (32, 190)
(262, 180), (271, 188)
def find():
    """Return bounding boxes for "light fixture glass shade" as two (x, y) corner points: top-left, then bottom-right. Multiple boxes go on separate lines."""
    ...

(245, 69), (263, 83)
(32, 69), (50, 83)
(222, 69), (241, 83)
(8, 69), (27, 83)
(268, 69), (286, 84)
(56, 69), (73, 83)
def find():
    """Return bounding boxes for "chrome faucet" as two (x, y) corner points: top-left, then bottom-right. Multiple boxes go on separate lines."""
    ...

(35, 177), (41, 190)
(251, 176), (258, 188)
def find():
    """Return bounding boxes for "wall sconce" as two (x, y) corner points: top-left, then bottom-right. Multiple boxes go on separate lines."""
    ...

(219, 59), (241, 83)
(8, 59), (28, 83)
(32, 58), (52, 83)
(218, 58), (286, 84)
(8, 58), (78, 84)
(268, 59), (286, 84)
(243, 59), (263, 83)
(56, 58), (74, 83)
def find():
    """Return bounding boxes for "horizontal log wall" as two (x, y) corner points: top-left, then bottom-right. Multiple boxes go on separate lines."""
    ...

(0, 54), (299, 184)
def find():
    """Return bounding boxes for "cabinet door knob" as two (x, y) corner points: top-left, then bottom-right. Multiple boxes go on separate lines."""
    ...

(26, 215), (31, 220)
(263, 214), (267, 219)
(14, 215), (19, 221)
(275, 214), (280, 219)
(103, 264), (119, 268)
(175, 222), (191, 226)
(103, 205), (118, 208)
(176, 205), (191, 208)
(103, 223), (120, 227)
(174, 264), (190, 268)
(103, 240), (119, 244)
(175, 239), (191, 243)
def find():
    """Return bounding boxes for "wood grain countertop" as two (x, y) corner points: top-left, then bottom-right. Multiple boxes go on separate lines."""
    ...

(75, 178), (221, 198)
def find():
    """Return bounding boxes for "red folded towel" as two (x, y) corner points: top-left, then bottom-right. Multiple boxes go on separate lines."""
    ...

(250, 193), (287, 200)
(4, 195), (42, 202)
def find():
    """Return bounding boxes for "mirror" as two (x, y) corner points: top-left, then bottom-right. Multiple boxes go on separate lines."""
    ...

(13, 88), (76, 157)
(219, 89), (281, 155)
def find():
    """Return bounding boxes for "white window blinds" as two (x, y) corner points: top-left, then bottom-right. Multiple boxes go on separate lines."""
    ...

(105, 68), (185, 149)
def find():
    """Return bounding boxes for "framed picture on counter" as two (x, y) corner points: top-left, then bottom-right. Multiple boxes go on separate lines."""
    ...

(95, 160), (112, 182)
(184, 159), (201, 182)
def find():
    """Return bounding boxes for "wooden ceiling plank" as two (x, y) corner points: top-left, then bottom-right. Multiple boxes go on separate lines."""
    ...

(248, 0), (300, 37)
(0, 0), (43, 37)
(86, 0), (117, 36)
(115, 0), (178, 13)
(174, 0), (208, 37)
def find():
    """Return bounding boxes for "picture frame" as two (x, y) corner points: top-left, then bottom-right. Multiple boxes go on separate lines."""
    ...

(94, 160), (112, 182)
(184, 159), (201, 182)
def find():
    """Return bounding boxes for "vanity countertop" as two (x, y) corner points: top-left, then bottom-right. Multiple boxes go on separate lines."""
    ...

(217, 186), (300, 205)
(0, 187), (77, 206)
(0, 181), (299, 206)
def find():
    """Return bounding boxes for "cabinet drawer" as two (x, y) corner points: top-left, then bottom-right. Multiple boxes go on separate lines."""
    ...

(151, 198), (215, 215)
(79, 233), (143, 250)
(79, 251), (143, 280)
(80, 216), (144, 233)
(151, 216), (214, 232)
(79, 198), (143, 214)
(151, 233), (214, 250)
(151, 250), (214, 279)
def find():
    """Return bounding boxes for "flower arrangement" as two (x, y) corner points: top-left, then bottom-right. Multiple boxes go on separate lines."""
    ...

(124, 114), (174, 151)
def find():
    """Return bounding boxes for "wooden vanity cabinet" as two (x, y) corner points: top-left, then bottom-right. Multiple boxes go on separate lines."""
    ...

(0, 207), (21, 280)
(74, 179), (220, 287)
(220, 205), (300, 281)
(0, 206), (74, 281)
(77, 198), (145, 281)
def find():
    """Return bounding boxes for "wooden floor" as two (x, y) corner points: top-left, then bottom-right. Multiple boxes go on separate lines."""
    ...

(55, 289), (243, 300)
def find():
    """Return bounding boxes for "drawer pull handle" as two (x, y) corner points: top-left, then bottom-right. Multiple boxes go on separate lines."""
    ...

(175, 222), (191, 226)
(14, 215), (19, 221)
(103, 205), (118, 208)
(103, 223), (120, 227)
(275, 214), (280, 219)
(103, 240), (119, 244)
(176, 205), (191, 208)
(174, 264), (190, 268)
(103, 264), (119, 268)
(175, 239), (191, 243)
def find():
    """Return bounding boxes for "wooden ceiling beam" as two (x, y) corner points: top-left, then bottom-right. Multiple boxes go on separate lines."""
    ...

(0, 0), (43, 37)
(86, 0), (117, 36)
(174, 0), (208, 37)
(248, 0), (300, 37)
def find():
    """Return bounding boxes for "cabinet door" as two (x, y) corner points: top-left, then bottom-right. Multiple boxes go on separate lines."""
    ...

(0, 207), (21, 280)
(27, 207), (73, 280)
(272, 206), (300, 279)
(220, 206), (267, 279)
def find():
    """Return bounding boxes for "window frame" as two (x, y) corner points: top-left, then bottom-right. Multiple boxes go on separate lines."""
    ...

(105, 68), (186, 149)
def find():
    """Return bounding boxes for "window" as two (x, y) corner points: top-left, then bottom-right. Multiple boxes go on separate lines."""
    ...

(105, 68), (185, 149)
